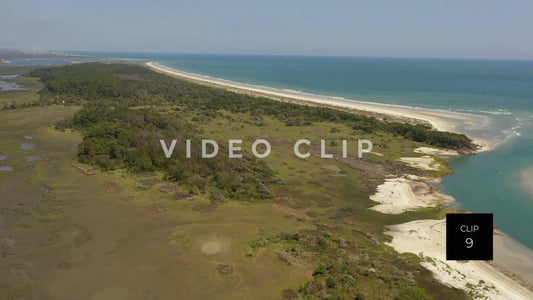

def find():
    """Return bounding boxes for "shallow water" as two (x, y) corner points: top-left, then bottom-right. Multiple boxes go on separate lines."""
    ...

(0, 80), (22, 91)
(19, 143), (35, 150)
(25, 155), (42, 162)
(520, 167), (533, 200)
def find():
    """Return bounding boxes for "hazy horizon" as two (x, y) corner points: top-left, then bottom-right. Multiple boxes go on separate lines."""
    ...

(2, 1), (533, 59)
(3, 49), (532, 62)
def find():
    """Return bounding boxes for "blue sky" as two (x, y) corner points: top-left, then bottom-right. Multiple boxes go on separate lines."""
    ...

(2, 0), (533, 58)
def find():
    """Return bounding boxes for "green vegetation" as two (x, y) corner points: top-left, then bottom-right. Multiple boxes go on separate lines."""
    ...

(23, 63), (474, 203)
(0, 63), (472, 299)
(67, 101), (276, 202)
(30, 63), (475, 151)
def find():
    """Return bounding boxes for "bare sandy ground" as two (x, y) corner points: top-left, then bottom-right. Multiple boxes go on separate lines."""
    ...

(385, 220), (533, 299)
(201, 241), (221, 255)
(398, 156), (442, 171)
(414, 146), (460, 156)
(369, 177), (454, 214)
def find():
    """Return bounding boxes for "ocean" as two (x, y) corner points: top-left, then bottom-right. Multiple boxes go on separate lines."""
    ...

(61, 51), (533, 249)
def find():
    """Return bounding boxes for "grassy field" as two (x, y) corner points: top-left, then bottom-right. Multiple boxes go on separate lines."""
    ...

(0, 65), (469, 299)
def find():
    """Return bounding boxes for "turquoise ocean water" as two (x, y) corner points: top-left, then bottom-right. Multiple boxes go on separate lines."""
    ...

(63, 51), (533, 249)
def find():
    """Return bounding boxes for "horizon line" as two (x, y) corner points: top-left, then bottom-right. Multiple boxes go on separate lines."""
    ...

(3, 47), (533, 61)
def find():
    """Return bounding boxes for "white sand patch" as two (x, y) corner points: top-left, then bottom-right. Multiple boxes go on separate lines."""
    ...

(398, 156), (441, 171)
(492, 232), (533, 288)
(369, 177), (453, 214)
(385, 220), (533, 299)
(201, 241), (221, 255)
(414, 147), (459, 156)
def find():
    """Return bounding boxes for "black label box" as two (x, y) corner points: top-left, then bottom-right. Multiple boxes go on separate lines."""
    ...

(446, 213), (493, 260)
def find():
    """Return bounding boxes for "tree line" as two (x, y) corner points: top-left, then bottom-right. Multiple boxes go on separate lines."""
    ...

(29, 63), (475, 202)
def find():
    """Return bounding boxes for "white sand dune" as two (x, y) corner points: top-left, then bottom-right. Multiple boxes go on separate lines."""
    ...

(414, 146), (460, 156)
(369, 177), (453, 214)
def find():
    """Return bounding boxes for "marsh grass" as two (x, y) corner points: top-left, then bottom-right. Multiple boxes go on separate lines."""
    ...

(0, 66), (469, 299)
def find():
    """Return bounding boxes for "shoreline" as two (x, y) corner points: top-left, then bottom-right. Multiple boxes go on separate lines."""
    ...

(145, 61), (532, 297)
(146, 62), (492, 152)
(369, 147), (533, 297)
(386, 220), (533, 299)
(370, 148), (533, 298)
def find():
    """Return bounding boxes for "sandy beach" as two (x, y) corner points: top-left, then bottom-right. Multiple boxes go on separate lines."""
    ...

(377, 147), (533, 298)
(146, 62), (532, 298)
(386, 220), (533, 299)
(147, 62), (492, 152)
